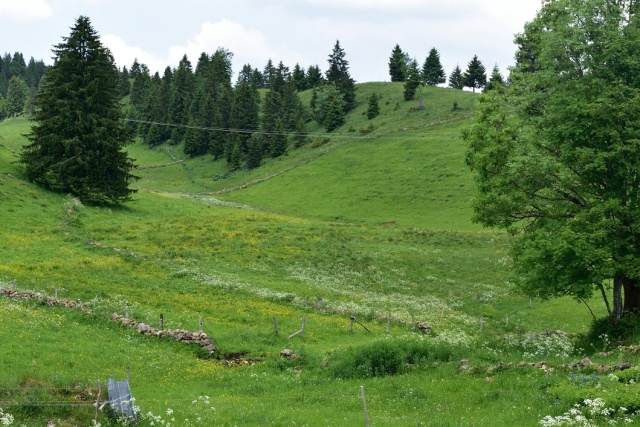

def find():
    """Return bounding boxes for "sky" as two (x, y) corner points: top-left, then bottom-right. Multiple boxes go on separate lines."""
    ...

(0, 0), (542, 83)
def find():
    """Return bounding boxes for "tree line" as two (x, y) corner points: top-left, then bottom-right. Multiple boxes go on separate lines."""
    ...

(0, 53), (48, 120)
(126, 40), (356, 171)
(388, 45), (505, 100)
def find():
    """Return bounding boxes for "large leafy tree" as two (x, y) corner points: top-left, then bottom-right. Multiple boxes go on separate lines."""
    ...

(422, 47), (446, 86)
(326, 40), (356, 112)
(464, 0), (640, 324)
(20, 16), (137, 205)
(463, 55), (486, 92)
(388, 44), (407, 82)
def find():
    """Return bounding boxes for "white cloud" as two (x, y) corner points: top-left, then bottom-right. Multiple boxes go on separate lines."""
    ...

(302, 0), (424, 10)
(0, 0), (53, 22)
(167, 20), (279, 71)
(102, 34), (167, 72)
(103, 20), (289, 76)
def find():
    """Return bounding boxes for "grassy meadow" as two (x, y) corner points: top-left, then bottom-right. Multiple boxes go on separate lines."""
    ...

(0, 83), (636, 426)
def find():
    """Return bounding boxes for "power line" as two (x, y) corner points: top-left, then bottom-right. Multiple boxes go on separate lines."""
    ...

(124, 119), (374, 140)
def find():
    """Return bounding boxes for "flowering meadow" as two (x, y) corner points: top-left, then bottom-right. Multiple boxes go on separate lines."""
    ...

(1, 84), (638, 427)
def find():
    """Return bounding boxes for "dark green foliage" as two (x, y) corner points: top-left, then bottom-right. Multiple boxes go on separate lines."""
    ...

(5, 76), (28, 117)
(328, 340), (438, 379)
(168, 55), (194, 143)
(403, 59), (422, 101)
(388, 44), (407, 82)
(19, 16), (137, 205)
(263, 59), (276, 89)
(448, 65), (464, 89)
(306, 65), (324, 88)
(246, 132), (266, 169)
(366, 92), (380, 119)
(483, 64), (505, 92)
(292, 63), (307, 91)
(312, 84), (345, 131)
(464, 0), (640, 323)
(0, 93), (6, 121)
(463, 55), (486, 92)
(326, 40), (356, 112)
(422, 47), (446, 86)
(269, 118), (288, 157)
(118, 65), (130, 97)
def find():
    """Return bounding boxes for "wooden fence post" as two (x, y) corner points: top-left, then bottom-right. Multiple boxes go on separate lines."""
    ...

(273, 317), (278, 336)
(95, 379), (101, 424)
(360, 386), (370, 427)
(159, 313), (164, 329)
(125, 305), (129, 319)
(199, 317), (203, 333)
(350, 316), (355, 334)
(386, 313), (391, 334)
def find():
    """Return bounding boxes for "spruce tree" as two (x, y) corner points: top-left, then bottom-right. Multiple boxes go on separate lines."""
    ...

(448, 65), (464, 89)
(20, 16), (137, 205)
(483, 64), (505, 92)
(293, 64), (307, 91)
(388, 44), (407, 82)
(5, 76), (28, 117)
(323, 88), (345, 132)
(463, 54), (487, 92)
(367, 93), (380, 119)
(403, 59), (422, 101)
(167, 54), (194, 143)
(306, 65), (323, 88)
(422, 48), (446, 86)
(326, 40), (356, 112)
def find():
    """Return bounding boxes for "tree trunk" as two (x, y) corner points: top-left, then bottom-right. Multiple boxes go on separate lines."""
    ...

(613, 274), (623, 326)
(623, 276), (640, 312)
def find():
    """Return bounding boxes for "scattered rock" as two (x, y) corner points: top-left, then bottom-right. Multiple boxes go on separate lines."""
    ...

(417, 322), (432, 334)
(280, 348), (300, 359)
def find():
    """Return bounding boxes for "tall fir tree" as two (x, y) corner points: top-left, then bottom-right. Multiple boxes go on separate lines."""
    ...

(263, 59), (276, 88)
(448, 65), (464, 89)
(422, 48), (446, 86)
(388, 44), (407, 82)
(167, 54), (194, 143)
(463, 54), (487, 92)
(326, 40), (356, 112)
(20, 16), (137, 205)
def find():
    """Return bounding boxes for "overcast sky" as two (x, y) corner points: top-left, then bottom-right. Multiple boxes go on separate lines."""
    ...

(0, 0), (542, 83)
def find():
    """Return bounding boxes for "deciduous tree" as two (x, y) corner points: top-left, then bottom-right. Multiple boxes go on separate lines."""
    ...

(464, 0), (640, 324)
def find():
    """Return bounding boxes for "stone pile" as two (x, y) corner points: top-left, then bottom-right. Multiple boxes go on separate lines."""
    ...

(111, 313), (216, 356)
(0, 286), (87, 311)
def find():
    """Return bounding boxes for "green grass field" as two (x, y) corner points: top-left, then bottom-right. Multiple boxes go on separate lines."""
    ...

(0, 83), (636, 427)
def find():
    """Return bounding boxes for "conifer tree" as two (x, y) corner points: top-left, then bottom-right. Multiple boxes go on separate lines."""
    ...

(403, 59), (422, 101)
(5, 76), (28, 117)
(20, 16), (137, 205)
(326, 40), (356, 112)
(388, 44), (407, 82)
(463, 54), (487, 92)
(306, 65), (323, 88)
(448, 65), (464, 89)
(422, 48), (446, 86)
(323, 88), (346, 132)
(0, 93), (6, 121)
(367, 93), (380, 119)
(483, 64), (505, 92)
(119, 65), (130, 97)
(168, 54), (194, 142)
(263, 59), (276, 88)
(293, 64), (307, 91)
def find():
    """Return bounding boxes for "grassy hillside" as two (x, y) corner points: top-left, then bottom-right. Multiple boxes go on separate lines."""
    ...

(0, 83), (633, 427)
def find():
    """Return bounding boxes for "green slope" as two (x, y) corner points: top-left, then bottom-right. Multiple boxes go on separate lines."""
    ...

(0, 82), (621, 426)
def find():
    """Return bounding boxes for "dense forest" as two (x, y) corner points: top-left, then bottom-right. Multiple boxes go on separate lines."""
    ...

(2, 41), (501, 173)
(0, 52), (47, 120)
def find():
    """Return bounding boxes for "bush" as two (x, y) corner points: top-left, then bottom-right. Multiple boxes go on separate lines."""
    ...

(328, 341), (405, 379)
